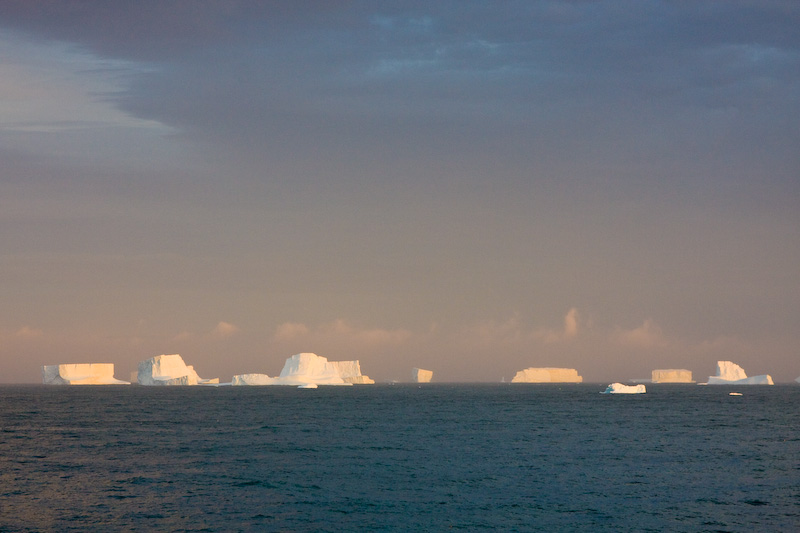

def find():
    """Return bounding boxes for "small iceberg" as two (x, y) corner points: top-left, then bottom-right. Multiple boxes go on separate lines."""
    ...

(729, 392), (743, 396)
(601, 383), (646, 394)
(411, 367), (433, 383)
(298, 383), (318, 389)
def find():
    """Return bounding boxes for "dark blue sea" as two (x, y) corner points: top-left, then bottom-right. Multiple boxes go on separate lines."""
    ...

(1, 384), (798, 532)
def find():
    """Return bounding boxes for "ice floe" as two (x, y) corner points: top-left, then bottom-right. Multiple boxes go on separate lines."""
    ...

(601, 383), (646, 394)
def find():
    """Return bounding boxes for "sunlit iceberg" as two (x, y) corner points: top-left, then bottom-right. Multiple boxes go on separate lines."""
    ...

(137, 354), (219, 386)
(231, 373), (277, 386)
(703, 361), (773, 385)
(232, 353), (374, 386)
(412, 368), (433, 383)
(511, 367), (583, 383)
(601, 383), (646, 394)
(651, 369), (693, 383)
(328, 359), (375, 384)
(42, 363), (129, 385)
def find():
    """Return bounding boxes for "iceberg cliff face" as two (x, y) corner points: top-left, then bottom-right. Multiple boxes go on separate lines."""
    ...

(651, 369), (693, 383)
(231, 373), (276, 386)
(328, 360), (375, 384)
(511, 367), (583, 383)
(137, 354), (218, 386)
(704, 360), (773, 385)
(278, 353), (348, 385)
(412, 368), (433, 383)
(601, 383), (646, 394)
(42, 363), (129, 385)
(233, 353), (374, 386)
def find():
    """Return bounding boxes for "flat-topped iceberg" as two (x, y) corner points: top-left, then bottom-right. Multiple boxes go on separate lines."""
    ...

(412, 368), (433, 383)
(327, 359), (375, 384)
(602, 383), (646, 394)
(231, 373), (277, 386)
(231, 352), (374, 386)
(137, 354), (219, 386)
(651, 369), (694, 383)
(703, 360), (773, 385)
(511, 367), (583, 383)
(42, 363), (129, 385)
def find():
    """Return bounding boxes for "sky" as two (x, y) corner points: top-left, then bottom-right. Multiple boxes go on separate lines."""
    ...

(1, 1), (798, 383)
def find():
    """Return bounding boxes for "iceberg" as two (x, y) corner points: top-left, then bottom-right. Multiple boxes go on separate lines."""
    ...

(703, 360), (773, 385)
(42, 363), (129, 385)
(137, 354), (219, 386)
(232, 353), (374, 386)
(601, 383), (646, 394)
(328, 359), (375, 384)
(511, 367), (583, 383)
(651, 369), (694, 383)
(231, 373), (277, 386)
(411, 368), (433, 383)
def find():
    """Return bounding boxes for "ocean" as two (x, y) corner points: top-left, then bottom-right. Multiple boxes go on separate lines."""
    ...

(1, 384), (797, 531)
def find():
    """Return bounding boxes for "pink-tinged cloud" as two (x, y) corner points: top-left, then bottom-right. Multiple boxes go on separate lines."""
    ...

(460, 309), (582, 347)
(273, 322), (310, 341)
(14, 326), (43, 339)
(212, 321), (240, 339)
(610, 319), (667, 349)
(273, 319), (411, 348)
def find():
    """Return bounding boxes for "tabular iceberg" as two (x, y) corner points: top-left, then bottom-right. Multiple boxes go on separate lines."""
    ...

(703, 361), (773, 385)
(231, 373), (277, 386)
(651, 369), (694, 383)
(601, 383), (646, 394)
(42, 363), (129, 385)
(232, 353), (374, 386)
(511, 367), (583, 383)
(137, 354), (219, 386)
(412, 368), (433, 383)
(328, 359), (375, 384)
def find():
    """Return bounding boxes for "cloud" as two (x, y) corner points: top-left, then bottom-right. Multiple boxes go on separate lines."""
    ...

(14, 326), (43, 339)
(533, 308), (581, 344)
(171, 331), (193, 342)
(462, 308), (581, 347)
(274, 321), (309, 341)
(212, 321), (240, 339)
(273, 319), (411, 348)
(610, 319), (667, 349)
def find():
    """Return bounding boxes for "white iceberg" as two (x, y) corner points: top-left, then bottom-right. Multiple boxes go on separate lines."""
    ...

(232, 353), (374, 386)
(411, 368), (433, 383)
(42, 363), (129, 385)
(231, 373), (277, 386)
(703, 361), (773, 385)
(795, 376), (800, 384)
(328, 359), (375, 384)
(137, 354), (219, 386)
(601, 383), (646, 394)
(511, 367), (583, 383)
(651, 369), (694, 383)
